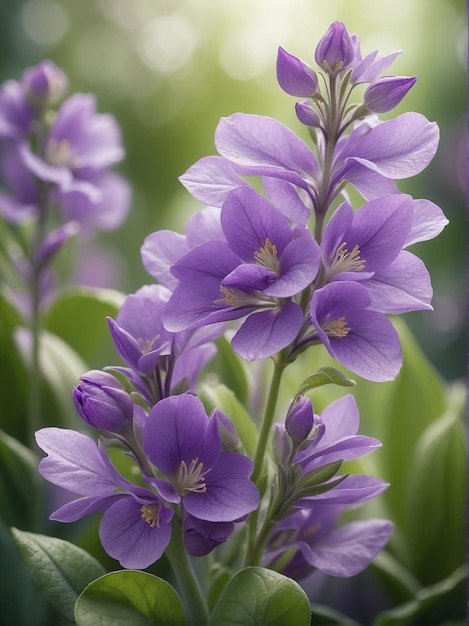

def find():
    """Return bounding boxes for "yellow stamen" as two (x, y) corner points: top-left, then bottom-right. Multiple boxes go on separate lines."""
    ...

(254, 238), (280, 274)
(329, 242), (366, 276)
(322, 316), (351, 338)
(140, 503), (160, 528)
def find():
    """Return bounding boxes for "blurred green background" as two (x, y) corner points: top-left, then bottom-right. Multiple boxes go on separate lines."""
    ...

(0, 0), (466, 381)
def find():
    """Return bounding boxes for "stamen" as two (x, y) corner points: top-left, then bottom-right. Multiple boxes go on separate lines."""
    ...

(322, 316), (351, 338)
(45, 138), (73, 167)
(140, 503), (160, 528)
(176, 458), (210, 494)
(328, 242), (366, 276)
(137, 334), (161, 354)
(215, 285), (276, 309)
(254, 238), (280, 274)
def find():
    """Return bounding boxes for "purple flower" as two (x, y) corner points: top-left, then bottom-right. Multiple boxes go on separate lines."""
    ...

(21, 60), (67, 108)
(163, 186), (321, 360)
(107, 283), (220, 403)
(183, 512), (235, 556)
(35, 427), (174, 569)
(319, 194), (442, 314)
(0, 80), (34, 140)
(179, 111), (439, 224)
(72, 370), (134, 432)
(264, 506), (393, 579)
(142, 393), (259, 523)
(276, 47), (318, 97)
(364, 75), (417, 114)
(0, 141), (38, 223)
(142, 205), (225, 290)
(285, 395), (314, 443)
(309, 282), (402, 381)
(314, 22), (354, 73)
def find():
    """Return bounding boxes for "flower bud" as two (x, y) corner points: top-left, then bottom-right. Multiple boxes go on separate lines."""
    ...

(364, 75), (417, 113)
(295, 100), (321, 127)
(272, 423), (292, 465)
(285, 396), (314, 443)
(212, 408), (241, 452)
(21, 60), (68, 108)
(72, 370), (133, 431)
(314, 22), (354, 73)
(276, 47), (318, 97)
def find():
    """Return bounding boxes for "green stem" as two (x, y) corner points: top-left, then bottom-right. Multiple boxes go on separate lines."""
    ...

(165, 512), (209, 626)
(245, 358), (286, 566)
(251, 359), (286, 486)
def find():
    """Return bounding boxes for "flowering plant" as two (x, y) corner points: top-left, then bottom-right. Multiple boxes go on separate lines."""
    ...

(1, 21), (465, 626)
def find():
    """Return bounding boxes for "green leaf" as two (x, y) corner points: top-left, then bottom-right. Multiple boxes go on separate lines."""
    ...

(296, 366), (356, 395)
(208, 335), (250, 405)
(14, 326), (88, 427)
(0, 289), (29, 440)
(310, 603), (362, 625)
(74, 570), (187, 626)
(43, 286), (125, 368)
(199, 382), (257, 457)
(11, 528), (106, 623)
(404, 383), (466, 583)
(0, 430), (38, 528)
(373, 564), (467, 625)
(209, 566), (311, 625)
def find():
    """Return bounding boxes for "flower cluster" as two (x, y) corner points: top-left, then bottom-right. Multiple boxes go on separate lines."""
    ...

(0, 60), (130, 234)
(34, 22), (446, 593)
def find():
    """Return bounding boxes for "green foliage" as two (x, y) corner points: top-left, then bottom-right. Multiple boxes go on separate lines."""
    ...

(74, 570), (186, 626)
(296, 366), (356, 396)
(209, 566), (311, 625)
(11, 529), (106, 623)
(199, 381), (258, 457)
(43, 287), (125, 368)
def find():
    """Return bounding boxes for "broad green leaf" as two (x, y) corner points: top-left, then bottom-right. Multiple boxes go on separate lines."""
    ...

(373, 564), (467, 625)
(199, 382), (257, 457)
(0, 520), (44, 626)
(43, 286), (125, 368)
(14, 326), (88, 427)
(209, 566), (311, 625)
(310, 603), (361, 625)
(404, 383), (466, 583)
(208, 335), (250, 405)
(11, 528), (106, 623)
(296, 366), (356, 395)
(0, 289), (29, 440)
(0, 430), (38, 528)
(75, 570), (186, 626)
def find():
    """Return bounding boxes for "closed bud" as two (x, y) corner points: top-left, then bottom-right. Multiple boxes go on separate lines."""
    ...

(364, 75), (417, 113)
(285, 395), (314, 443)
(295, 100), (321, 127)
(212, 408), (241, 452)
(21, 60), (68, 108)
(315, 22), (354, 73)
(72, 370), (133, 432)
(272, 423), (292, 465)
(277, 47), (318, 97)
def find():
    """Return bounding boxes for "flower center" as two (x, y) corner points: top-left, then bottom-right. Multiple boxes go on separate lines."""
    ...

(254, 238), (280, 274)
(140, 502), (160, 528)
(45, 138), (74, 168)
(328, 242), (365, 277)
(322, 316), (351, 338)
(215, 286), (277, 309)
(137, 334), (161, 355)
(175, 458), (210, 494)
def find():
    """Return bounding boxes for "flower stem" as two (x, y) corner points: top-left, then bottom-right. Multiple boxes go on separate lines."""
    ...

(245, 358), (286, 566)
(165, 512), (209, 626)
